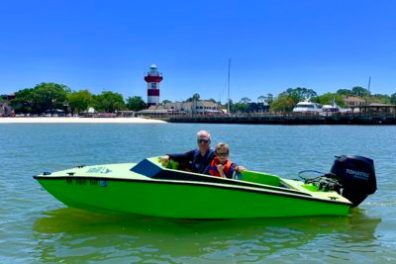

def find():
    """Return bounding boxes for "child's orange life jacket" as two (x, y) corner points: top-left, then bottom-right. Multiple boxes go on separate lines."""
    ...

(208, 157), (234, 178)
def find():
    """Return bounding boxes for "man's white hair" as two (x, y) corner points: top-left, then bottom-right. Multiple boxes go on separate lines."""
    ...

(196, 130), (211, 140)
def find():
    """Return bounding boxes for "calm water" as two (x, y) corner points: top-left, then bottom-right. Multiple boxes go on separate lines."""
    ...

(0, 123), (395, 263)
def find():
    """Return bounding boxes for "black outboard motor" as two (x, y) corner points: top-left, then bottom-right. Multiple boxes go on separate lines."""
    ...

(330, 155), (377, 207)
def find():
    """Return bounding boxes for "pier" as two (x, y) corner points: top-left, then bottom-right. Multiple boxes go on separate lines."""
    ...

(168, 112), (396, 125)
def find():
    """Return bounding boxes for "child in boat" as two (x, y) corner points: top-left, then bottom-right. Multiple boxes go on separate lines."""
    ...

(208, 143), (245, 178)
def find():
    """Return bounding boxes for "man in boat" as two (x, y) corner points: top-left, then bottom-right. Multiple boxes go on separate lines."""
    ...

(160, 130), (215, 174)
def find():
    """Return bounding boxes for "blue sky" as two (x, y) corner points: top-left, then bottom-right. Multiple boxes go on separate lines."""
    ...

(1, 0), (395, 102)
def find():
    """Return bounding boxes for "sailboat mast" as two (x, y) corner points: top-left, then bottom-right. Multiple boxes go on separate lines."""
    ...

(227, 58), (231, 114)
(367, 76), (371, 94)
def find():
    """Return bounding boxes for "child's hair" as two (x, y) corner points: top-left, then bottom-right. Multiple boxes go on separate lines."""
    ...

(215, 142), (230, 155)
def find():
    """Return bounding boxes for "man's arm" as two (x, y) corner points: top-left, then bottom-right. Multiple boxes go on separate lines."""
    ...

(160, 150), (195, 165)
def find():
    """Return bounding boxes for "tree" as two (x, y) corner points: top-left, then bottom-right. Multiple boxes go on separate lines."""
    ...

(67, 90), (93, 114)
(266, 93), (274, 105)
(336, 89), (353, 96)
(186, 93), (201, 102)
(270, 93), (295, 112)
(126, 96), (147, 111)
(186, 93), (201, 114)
(269, 87), (317, 112)
(228, 97), (252, 113)
(285, 87), (317, 103)
(258, 94), (274, 105)
(10, 88), (35, 114)
(316, 93), (346, 107)
(240, 97), (251, 104)
(31, 82), (70, 114)
(351, 86), (370, 97)
(93, 91), (126, 112)
(257, 95), (266, 103)
(370, 94), (390, 104)
(231, 102), (248, 112)
(391, 92), (396, 105)
(162, 99), (172, 104)
(10, 83), (70, 114)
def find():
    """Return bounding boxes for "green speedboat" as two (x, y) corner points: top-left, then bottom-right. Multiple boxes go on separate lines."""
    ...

(34, 155), (376, 219)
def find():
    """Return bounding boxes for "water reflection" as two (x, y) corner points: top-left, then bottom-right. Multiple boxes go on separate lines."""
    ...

(32, 208), (381, 263)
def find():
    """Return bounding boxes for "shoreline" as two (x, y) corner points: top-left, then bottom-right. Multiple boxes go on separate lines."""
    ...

(0, 117), (167, 124)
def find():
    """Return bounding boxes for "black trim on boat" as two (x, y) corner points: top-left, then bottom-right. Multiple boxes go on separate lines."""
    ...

(130, 158), (307, 196)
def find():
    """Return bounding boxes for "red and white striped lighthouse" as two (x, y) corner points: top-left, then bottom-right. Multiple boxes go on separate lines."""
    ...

(144, 64), (163, 106)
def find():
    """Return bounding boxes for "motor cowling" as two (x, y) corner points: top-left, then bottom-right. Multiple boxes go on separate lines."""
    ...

(330, 155), (377, 207)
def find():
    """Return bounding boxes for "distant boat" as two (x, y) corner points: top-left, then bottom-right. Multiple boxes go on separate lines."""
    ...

(292, 100), (322, 113)
(321, 100), (352, 116)
(321, 100), (340, 116)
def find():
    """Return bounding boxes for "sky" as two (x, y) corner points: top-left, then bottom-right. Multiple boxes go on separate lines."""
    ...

(1, 0), (395, 103)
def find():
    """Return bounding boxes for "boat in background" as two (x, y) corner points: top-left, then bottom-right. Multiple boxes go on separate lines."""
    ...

(321, 100), (340, 116)
(321, 100), (354, 116)
(34, 155), (377, 219)
(292, 100), (322, 113)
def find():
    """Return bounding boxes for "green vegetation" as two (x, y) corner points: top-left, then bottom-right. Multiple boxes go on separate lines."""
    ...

(10, 83), (70, 114)
(316, 93), (346, 107)
(270, 94), (294, 112)
(4, 82), (396, 115)
(126, 96), (147, 111)
(93, 91), (126, 112)
(9, 83), (133, 115)
(231, 100), (249, 112)
(391, 93), (396, 104)
(67, 90), (93, 114)
(270, 87), (317, 112)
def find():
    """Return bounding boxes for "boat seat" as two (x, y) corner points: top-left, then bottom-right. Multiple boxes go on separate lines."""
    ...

(239, 170), (281, 187)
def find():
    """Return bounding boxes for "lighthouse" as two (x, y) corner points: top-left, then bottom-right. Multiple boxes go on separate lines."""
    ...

(144, 64), (163, 106)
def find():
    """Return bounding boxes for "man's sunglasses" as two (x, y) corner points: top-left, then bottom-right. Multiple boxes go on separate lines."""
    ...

(197, 139), (210, 144)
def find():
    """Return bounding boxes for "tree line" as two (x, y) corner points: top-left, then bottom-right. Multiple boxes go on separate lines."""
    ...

(5, 82), (396, 115)
(9, 82), (147, 115)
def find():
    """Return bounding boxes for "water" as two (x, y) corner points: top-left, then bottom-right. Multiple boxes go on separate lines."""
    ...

(0, 123), (395, 263)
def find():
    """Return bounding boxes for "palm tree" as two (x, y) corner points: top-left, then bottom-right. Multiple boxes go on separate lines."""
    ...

(266, 93), (274, 104)
(190, 93), (201, 115)
(240, 97), (251, 104)
(192, 93), (200, 101)
(257, 95), (266, 103)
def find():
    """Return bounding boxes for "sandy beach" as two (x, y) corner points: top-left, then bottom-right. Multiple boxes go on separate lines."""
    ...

(0, 117), (167, 124)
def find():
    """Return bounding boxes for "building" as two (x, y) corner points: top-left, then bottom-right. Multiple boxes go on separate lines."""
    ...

(0, 102), (14, 117)
(0, 94), (15, 117)
(144, 64), (163, 106)
(353, 103), (396, 115)
(343, 96), (366, 107)
(1, 94), (16, 101)
(247, 102), (270, 112)
(137, 100), (223, 117)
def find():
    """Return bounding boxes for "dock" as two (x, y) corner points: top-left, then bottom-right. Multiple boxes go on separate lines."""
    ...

(168, 113), (396, 125)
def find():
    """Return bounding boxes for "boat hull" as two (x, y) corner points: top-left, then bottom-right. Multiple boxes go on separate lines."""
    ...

(35, 176), (351, 219)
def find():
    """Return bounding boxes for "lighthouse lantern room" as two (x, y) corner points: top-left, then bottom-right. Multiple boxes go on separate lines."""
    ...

(144, 64), (163, 106)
